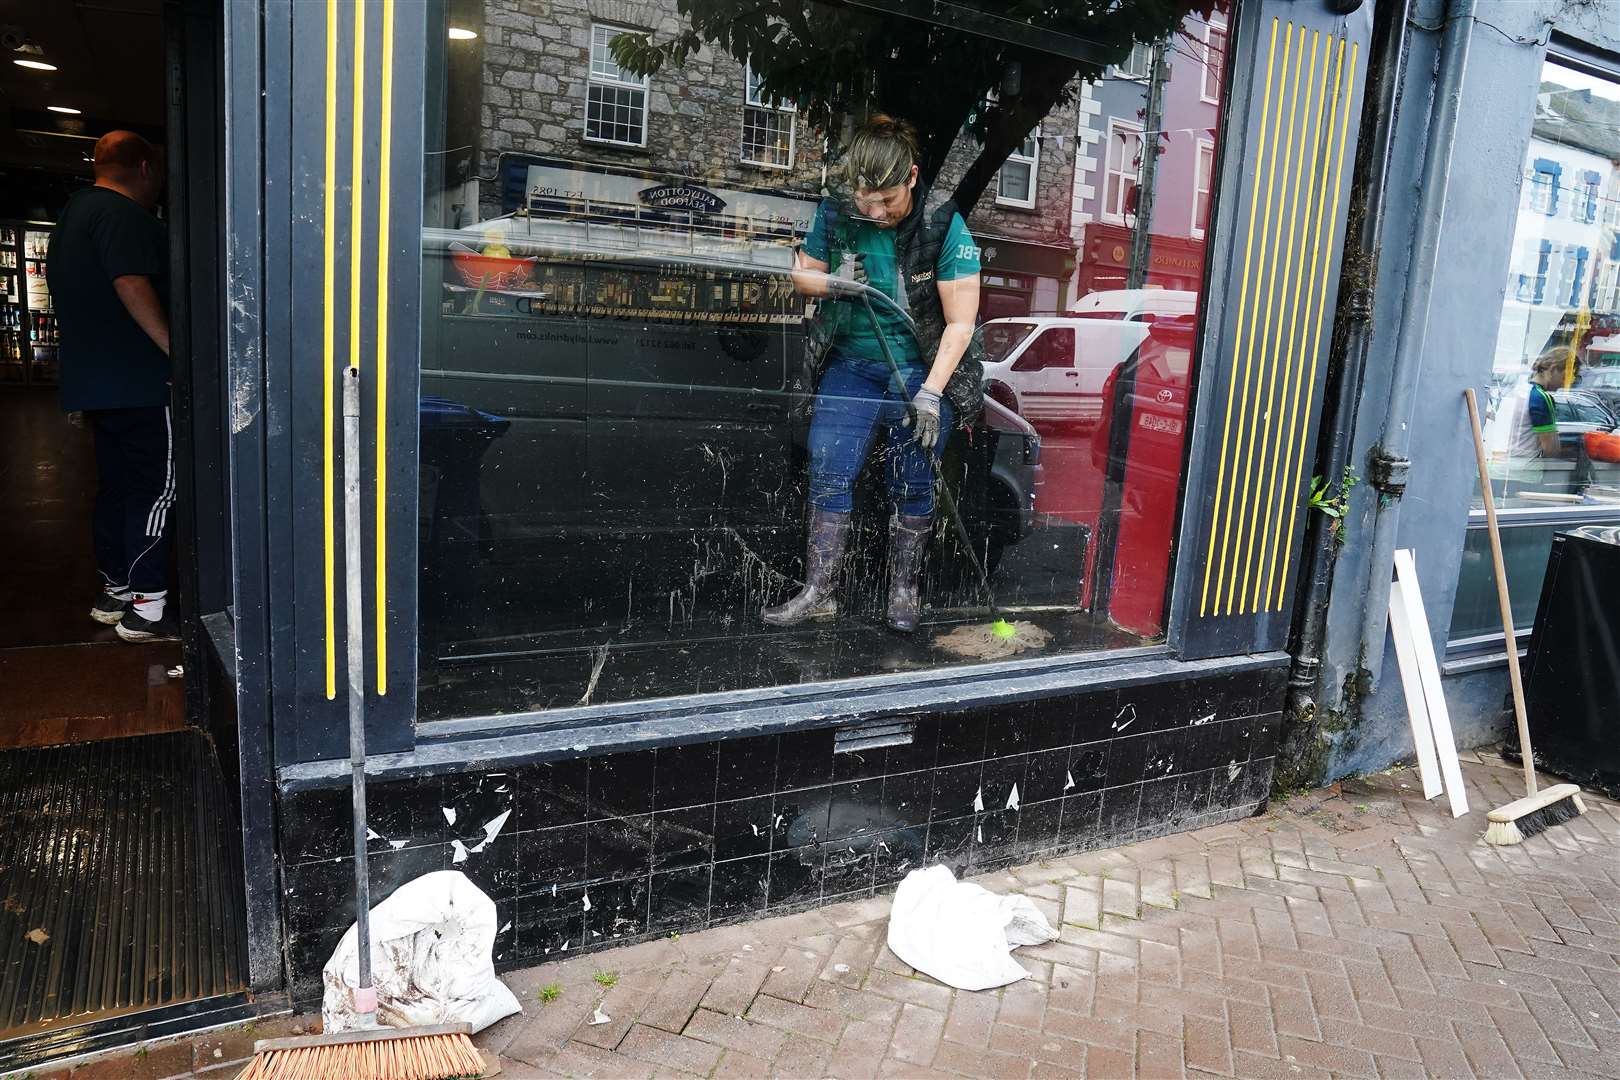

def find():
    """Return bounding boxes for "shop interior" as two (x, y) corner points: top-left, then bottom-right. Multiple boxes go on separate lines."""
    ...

(0, 0), (246, 1063)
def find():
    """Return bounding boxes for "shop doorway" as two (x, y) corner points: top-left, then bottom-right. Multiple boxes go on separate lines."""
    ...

(0, 0), (250, 1065)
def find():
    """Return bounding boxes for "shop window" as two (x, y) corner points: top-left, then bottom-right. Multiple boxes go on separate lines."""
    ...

(586, 23), (648, 147)
(742, 64), (796, 169)
(1452, 56), (1620, 658)
(995, 129), (1040, 209)
(420, 0), (1233, 720)
(1201, 16), (1227, 103)
(1103, 119), (1143, 224)
(1192, 139), (1215, 238)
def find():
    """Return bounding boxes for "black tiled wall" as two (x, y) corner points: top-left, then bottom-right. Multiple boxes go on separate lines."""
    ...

(278, 665), (1284, 1001)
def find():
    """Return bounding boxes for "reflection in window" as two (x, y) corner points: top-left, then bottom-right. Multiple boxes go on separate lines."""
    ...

(418, 0), (1232, 720)
(1201, 17), (1227, 103)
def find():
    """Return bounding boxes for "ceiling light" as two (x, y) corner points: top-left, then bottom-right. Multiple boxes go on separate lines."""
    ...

(447, 27), (478, 40)
(14, 59), (58, 71)
(47, 105), (81, 115)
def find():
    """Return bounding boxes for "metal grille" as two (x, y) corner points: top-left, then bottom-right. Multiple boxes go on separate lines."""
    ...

(0, 732), (245, 1037)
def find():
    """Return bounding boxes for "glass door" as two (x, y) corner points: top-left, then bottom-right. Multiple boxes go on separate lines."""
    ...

(22, 224), (58, 386)
(0, 224), (25, 385)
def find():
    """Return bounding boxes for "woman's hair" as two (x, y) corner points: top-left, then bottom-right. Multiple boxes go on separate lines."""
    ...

(841, 114), (920, 191)
(1532, 347), (1572, 378)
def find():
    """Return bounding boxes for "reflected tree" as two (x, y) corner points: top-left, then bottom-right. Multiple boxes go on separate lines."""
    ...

(610, 0), (1217, 212)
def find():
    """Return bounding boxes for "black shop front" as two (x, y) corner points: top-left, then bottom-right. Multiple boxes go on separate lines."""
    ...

(210, 0), (1374, 1007)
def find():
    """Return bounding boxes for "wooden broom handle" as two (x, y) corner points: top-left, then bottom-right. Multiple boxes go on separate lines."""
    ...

(1463, 388), (1537, 796)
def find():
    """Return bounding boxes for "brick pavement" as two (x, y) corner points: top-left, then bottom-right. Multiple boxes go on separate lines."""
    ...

(22, 749), (1620, 1079)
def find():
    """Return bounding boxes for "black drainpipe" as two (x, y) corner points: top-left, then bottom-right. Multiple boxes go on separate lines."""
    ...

(1279, 0), (1414, 779)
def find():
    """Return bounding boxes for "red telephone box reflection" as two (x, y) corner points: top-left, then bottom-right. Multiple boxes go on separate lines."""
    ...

(1087, 315), (1195, 637)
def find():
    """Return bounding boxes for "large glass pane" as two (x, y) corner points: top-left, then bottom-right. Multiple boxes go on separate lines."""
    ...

(419, 0), (1232, 720)
(1481, 58), (1620, 512)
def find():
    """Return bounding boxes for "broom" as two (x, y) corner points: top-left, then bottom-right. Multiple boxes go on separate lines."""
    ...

(238, 370), (486, 1080)
(1462, 388), (1586, 845)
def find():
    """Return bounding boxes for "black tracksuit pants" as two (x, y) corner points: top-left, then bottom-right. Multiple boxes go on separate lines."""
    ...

(87, 405), (174, 596)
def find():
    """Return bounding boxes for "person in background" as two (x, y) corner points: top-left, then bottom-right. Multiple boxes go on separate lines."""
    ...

(764, 115), (982, 634)
(47, 130), (174, 642)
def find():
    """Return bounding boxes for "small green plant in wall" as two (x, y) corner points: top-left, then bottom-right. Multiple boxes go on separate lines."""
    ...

(593, 970), (619, 990)
(1308, 466), (1359, 545)
(538, 982), (562, 1004)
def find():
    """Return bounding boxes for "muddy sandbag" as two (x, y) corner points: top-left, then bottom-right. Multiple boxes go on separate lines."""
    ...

(323, 869), (520, 1033)
(886, 864), (1058, 990)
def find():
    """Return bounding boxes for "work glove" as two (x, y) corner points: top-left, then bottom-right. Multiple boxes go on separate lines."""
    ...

(906, 386), (944, 451)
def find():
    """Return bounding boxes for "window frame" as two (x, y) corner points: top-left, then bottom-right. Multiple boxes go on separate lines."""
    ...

(585, 22), (650, 149)
(1200, 15), (1227, 104)
(995, 126), (1041, 210)
(741, 62), (797, 170)
(1108, 41), (1154, 81)
(1191, 138), (1216, 238)
(1102, 118), (1144, 225)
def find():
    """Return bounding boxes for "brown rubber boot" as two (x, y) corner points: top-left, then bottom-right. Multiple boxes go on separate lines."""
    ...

(885, 513), (933, 633)
(762, 509), (852, 626)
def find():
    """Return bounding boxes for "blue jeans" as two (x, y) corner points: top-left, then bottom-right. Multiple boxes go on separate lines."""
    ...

(808, 353), (954, 516)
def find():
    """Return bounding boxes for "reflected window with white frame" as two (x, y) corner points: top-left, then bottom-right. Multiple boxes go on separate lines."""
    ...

(742, 64), (796, 168)
(996, 128), (1040, 209)
(586, 23), (648, 147)
(1103, 119), (1143, 223)
(1201, 16), (1227, 103)
(1110, 42), (1153, 80)
(1192, 139), (1215, 236)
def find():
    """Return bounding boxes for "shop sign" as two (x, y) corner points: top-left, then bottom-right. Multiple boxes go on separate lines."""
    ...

(639, 184), (727, 214)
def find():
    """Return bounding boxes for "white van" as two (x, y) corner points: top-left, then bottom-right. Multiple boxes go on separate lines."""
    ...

(1067, 288), (1198, 322)
(977, 315), (1153, 427)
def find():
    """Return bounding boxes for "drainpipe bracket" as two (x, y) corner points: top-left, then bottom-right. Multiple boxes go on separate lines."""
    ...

(1369, 447), (1410, 497)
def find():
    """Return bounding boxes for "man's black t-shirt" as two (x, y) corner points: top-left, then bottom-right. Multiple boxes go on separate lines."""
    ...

(46, 186), (169, 412)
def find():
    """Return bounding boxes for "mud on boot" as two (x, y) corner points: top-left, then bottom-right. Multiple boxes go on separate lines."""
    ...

(762, 508), (852, 627)
(885, 513), (932, 633)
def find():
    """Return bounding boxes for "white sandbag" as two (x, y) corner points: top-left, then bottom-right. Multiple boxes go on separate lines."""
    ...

(323, 869), (521, 1034)
(885, 864), (1058, 991)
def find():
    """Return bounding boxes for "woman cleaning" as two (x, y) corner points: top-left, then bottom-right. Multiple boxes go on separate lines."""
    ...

(762, 115), (983, 633)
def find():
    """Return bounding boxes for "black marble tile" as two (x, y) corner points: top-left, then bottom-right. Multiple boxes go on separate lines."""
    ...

(827, 779), (884, 841)
(1098, 783), (1142, 839)
(1208, 757), (1246, 810)
(925, 815), (973, 872)
(516, 823), (587, 893)
(710, 855), (770, 922)
(587, 814), (653, 880)
(1112, 680), (1191, 736)
(456, 829), (519, 900)
(1017, 798), (1063, 855)
(1106, 733), (1149, 789)
(935, 712), (987, 766)
(1022, 699), (1076, 752)
(773, 786), (830, 850)
(1068, 742), (1111, 793)
(980, 754), (1027, 812)
(590, 750), (655, 818)
(492, 898), (517, 966)
(516, 758), (589, 830)
(1241, 757), (1275, 805)
(370, 844), (449, 908)
(516, 894), (586, 959)
(286, 929), (344, 1005)
(717, 734), (778, 799)
(1250, 714), (1281, 761)
(278, 788), (350, 865)
(1181, 719), (1229, 773)
(873, 825), (927, 885)
(1059, 790), (1103, 846)
(1071, 689), (1122, 745)
(833, 745), (886, 783)
(883, 718), (939, 774)
(367, 776), (449, 853)
(1141, 729), (1185, 781)
(444, 771), (516, 845)
(653, 803), (716, 870)
(777, 728), (834, 790)
(976, 808), (1019, 854)
(656, 743), (718, 810)
(587, 876), (651, 942)
(1024, 748), (1069, 804)
(1137, 776), (1179, 827)
(1177, 767), (1216, 818)
(283, 856), (357, 935)
(649, 865), (712, 932)
(930, 762), (982, 820)
(525, 880), (588, 919)
(821, 836), (876, 896)
(881, 770), (931, 828)
(984, 709), (1031, 759)
(767, 845), (823, 909)
(714, 796), (774, 862)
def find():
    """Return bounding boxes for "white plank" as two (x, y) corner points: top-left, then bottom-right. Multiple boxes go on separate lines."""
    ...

(1388, 574), (1444, 801)
(1394, 549), (1469, 818)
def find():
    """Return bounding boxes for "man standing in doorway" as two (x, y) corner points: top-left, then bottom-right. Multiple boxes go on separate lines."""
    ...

(47, 130), (174, 641)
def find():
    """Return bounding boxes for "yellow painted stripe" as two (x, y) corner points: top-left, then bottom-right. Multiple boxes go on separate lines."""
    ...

(1199, 17), (1281, 617)
(322, 0), (339, 700)
(349, 0), (365, 379)
(1234, 29), (1317, 614)
(1217, 21), (1299, 616)
(1246, 31), (1329, 613)
(374, 0), (395, 695)
(1273, 40), (1358, 610)
(1260, 37), (1340, 609)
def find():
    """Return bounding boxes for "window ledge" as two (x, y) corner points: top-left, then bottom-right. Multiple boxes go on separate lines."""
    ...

(1441, 646), (1527, 677)
(276, 647), (1288, 791)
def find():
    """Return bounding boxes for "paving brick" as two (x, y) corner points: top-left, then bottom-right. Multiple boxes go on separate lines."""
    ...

(1093, 995), (1184, 1039)
(998, 979), (1048, 1030)
(890, 1003), (947, 1065)
(1224, 998), (1278, 1056)
(640, 967), (715, 1033)
(1047, 964), (1095, 1015)
(943, 989), (999, 1048)
(702, 957), (773, 1016)
(804, 981), (904, 1027)
(866, 968), (957, 1011)
(771, 1033), (833, 1078)
(1139, 939), (1182, 987)
(931, 1039), (1037, 1080)
(1452, 1017), (1526, 1079)
(1276, 1034), (1376, 1077)
(746, 993), (847, 1043)
(683, 1008), (790, 1059)
(761, 944), (827, 1003)
(1042, 1009), (1137, 1053)
(1136, 1030), (1184, 1080)
(1181, 1013), (1232, 1076)
(1065, 882), (1103, 930)
(617, 1024), (724, 1076)
(986, 1023), (1087, 1067)
(714, 1048), (775, 1078)
(1229, 1050), (1330, 1080)
(1082, 1042), (1136, 1079)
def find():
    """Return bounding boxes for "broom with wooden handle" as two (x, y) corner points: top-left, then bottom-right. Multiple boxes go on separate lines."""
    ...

(1462, 388), (1586, 845)
(238, 370), (487, 1080)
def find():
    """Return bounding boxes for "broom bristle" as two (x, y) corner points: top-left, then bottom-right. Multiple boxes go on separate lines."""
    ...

(1484, 787), (1585, 847)
(238, 1030), (485, 1080)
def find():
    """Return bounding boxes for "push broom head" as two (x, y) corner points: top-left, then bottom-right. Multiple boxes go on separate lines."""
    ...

(237, 1023), (487, 1080)
(1484, 783), (1586, 846)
